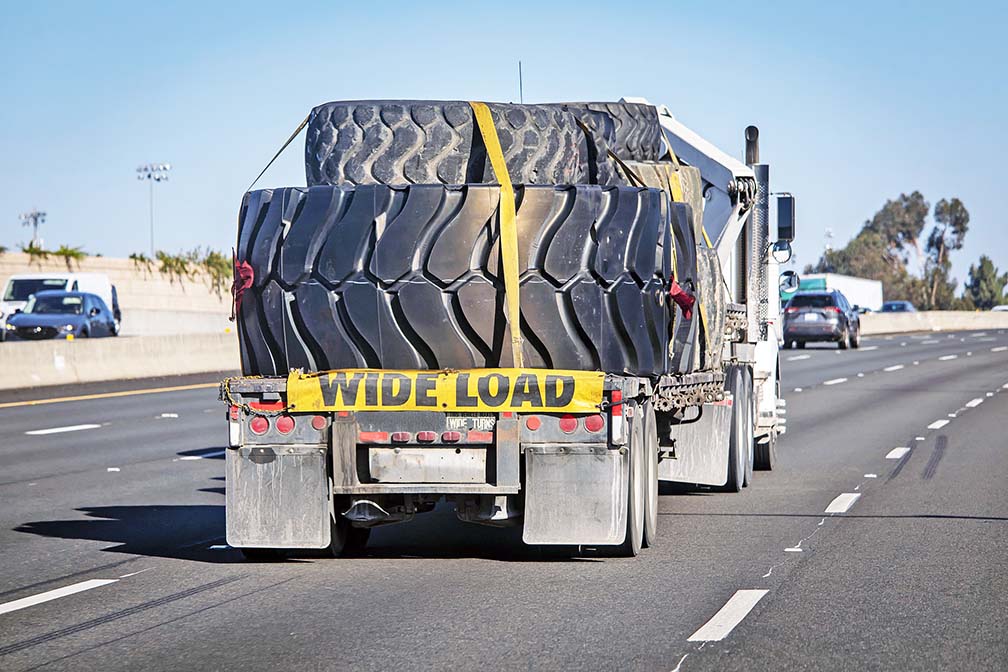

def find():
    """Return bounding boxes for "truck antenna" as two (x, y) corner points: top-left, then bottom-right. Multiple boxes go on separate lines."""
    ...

(518, 61), (524, 104)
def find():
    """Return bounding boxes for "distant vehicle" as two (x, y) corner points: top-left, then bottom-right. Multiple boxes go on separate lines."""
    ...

(3, 290), (118, 341)
(880, 301), (917, 313)
(783, 290), (861, 349)
(991, 305), (1008, 312)
(798, 273), (883, 312)
(0, 272), (121, 340)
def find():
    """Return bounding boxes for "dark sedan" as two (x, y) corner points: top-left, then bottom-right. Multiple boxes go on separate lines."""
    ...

(783, 290), (861, 349)
(3, 290), (118, 341)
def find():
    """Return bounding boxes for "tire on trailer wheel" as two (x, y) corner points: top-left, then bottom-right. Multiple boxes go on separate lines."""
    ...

(235, 184), (669, 378)
(642, 400), (659, 548)
(616, 402), (645, 557)
(722, 365), (748, 493)
(754, 378), (780, 471)
(743, 366), (754, 487)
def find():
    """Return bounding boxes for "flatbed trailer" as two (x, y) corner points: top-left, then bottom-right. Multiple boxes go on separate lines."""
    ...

(221, 98), (796, 559)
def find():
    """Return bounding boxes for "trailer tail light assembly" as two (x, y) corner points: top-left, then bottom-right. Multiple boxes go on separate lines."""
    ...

(584, 414), (605, 433)
(391, 431), (412, 443)
(558, 414), (578, 433)
(249, 415), (269, 435)
(416, 431), (437, 443)
(228, 406), (241, 446)
(275, 415), (295, 435)
(525, 415), (541, 431)
(441, 431), (461, 443)
(311, 415), (328, 431)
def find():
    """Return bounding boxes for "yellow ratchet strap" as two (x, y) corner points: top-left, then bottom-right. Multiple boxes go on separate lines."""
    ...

(469, 102), (524, 367)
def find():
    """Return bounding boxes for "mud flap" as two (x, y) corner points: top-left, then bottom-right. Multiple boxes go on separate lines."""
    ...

(657, 402), (732, 486)
(225, 445), (330, 549)
(522, 445), (628, 545)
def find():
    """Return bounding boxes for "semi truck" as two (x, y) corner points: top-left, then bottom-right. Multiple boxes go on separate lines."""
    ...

(798, 273), (883, 312)
(221, 98), (797, 558)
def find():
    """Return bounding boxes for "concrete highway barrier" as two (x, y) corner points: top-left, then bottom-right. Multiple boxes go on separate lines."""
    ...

(0, 333), (239, 390)
(860, 311), (1008, 335)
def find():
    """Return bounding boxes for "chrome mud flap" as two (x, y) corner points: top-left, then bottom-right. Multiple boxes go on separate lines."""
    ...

(522, 445), (628, 545)
(658, 402), (732, 486)
(225, 445), (330, 549)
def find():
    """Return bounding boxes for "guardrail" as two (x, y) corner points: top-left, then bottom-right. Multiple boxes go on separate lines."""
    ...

(860, 311), (1008, 335)
(0, 333), (239, 391)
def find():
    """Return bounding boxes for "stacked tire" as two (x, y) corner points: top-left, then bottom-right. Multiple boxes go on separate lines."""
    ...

(238, 99), (686, 377)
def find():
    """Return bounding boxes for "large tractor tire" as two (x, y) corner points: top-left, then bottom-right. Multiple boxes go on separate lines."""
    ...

(236, 184), (670, 377)
(305, 101), (593, 188)
(565, 102), (664, 162)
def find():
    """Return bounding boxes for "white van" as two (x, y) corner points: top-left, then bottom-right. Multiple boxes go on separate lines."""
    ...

(0, 272), (121, 339)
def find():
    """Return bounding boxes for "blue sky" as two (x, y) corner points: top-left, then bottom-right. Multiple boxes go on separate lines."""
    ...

(1, 0), (1005, 287)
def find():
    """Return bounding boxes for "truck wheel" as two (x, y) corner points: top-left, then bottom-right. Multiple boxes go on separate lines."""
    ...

(617, 404), (644, 557)
(723, 367), (747, 493)
(743, 367), (754, 487)
(328, 502), (372, 558)
(754, 432), (777, 471)
(642, 401), (659, 548)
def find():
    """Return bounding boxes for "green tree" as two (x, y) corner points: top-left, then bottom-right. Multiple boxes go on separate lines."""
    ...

(964, 255), (1007, 310)
(863, 191), (930, 266)
(923, 198), (969, 309)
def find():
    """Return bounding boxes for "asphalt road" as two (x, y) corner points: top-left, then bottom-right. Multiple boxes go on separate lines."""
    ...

(0, 330), (1006, 671)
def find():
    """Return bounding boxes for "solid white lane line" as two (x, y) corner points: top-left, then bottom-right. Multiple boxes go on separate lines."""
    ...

(687, 590), (769, 642)
(825, 493), (861, 514)
(0, 579), (117, 616)
(992, 346), (1007, 353)
(922, 339), (940, 344)
(178, 450), (226, 461)
(787, 354), (810, 361)
(886, 447), (910, 459)
(25, 424), (102, 436)
(859, 346), (878, 351)
(883, 364), (904, 372)
(823, 378), (847, 386)
(938, 354), (958, 361)
(927, 419), (950, 430)
(965, 398), (984, 408)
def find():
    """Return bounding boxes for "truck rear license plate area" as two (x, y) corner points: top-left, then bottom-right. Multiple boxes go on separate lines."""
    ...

(367, 446), (488, 483)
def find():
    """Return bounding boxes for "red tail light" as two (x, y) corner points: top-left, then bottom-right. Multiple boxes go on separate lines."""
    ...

(417, 431), (437, 443)
(584, 414), (605, 432)
(825, 306), (841, 313)
(525, 416), (541, 431)
(391, 431), (412, 442)
(359, 431), (389, 443)
(558, 414), (578, 433)
(249, 416), (269, 435)
(442, 431), (461, 443)
(275, 415), (295, 434)
(786, 307), (799, 314)
(611, 390), (623, 417)
(229, 405), (240, 421)
(311, 415), (328, 430)
(468, 430), (494, 442)
(249, 400), (284, 411)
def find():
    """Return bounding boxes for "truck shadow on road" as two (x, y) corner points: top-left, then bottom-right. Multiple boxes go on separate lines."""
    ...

(14, 505), (247, 564)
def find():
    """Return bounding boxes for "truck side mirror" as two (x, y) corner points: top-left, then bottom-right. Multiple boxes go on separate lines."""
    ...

(770, 240), (793, 264)
(777, 194), (795, 242)
(779, 270), (800, 295)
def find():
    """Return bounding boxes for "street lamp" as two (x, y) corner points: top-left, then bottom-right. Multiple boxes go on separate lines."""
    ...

(137, 163), (171, 256)
(19, 209), (46, 249)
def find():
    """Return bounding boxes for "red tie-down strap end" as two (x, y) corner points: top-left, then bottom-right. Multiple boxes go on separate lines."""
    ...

(231, 254), (254, 321)
(668, 278), (695, 320)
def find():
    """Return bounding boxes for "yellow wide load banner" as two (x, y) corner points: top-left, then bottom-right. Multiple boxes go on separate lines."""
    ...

(286, 369), (606, 414)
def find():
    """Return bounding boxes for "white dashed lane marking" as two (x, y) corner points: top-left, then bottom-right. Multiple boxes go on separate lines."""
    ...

(859, 346), (878, 351)
(787, 354), (810, 361)
(938, 354), (958, 361)
(886, 447), (910, 459)
(0, 579), (117, 616)
(883, 364), (904, 372)
(825, 493), (861, 514)
(965, 398), (984, 408)
(687, 590), (769, 642)
(927, 419), (950, 430)
(25, 424), (101, 436)
(993, 346), (1007, 353)
(823, 378), (847, 386)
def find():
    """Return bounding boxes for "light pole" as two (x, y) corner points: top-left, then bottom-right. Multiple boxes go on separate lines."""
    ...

(137, 163), (171, 256)
(19, 209), (46, 249)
